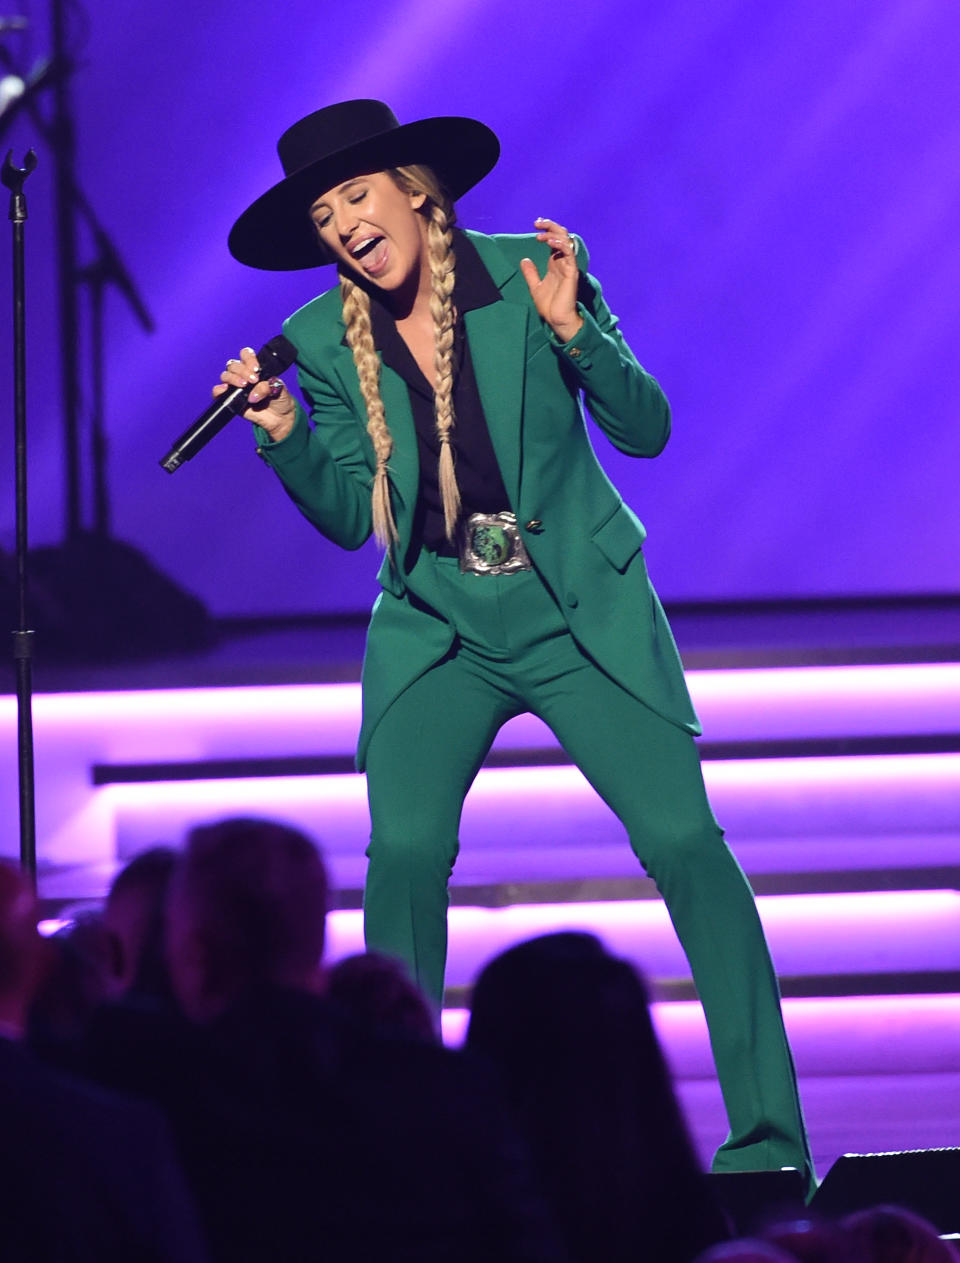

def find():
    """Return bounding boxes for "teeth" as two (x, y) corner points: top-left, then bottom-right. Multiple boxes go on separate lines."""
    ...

(351, 236), (381, 259)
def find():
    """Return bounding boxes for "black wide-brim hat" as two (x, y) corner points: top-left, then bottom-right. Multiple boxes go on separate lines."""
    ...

(228, 99), (500, 271)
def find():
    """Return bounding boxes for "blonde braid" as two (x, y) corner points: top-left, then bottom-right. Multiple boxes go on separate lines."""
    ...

(340, 273), (398, 549)
(426, 201), (460, 540)
(334, 166), (459, 550)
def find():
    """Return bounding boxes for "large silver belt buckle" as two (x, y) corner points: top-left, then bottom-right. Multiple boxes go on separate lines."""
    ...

(458, 511), (532, 575)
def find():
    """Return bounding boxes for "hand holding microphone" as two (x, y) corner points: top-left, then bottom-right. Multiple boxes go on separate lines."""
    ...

(217, 343), (298, 441)
(160, 333), (297, 472)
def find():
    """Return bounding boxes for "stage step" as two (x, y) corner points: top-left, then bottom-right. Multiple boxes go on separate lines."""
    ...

(94, 755), (960, 891)
(3, 663), (958, 874)
(316, 890), (960, 999)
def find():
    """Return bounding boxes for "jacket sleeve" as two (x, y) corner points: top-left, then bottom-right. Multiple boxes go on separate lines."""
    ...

(254, 333), (375, 552)
(547, 238), (671, 457)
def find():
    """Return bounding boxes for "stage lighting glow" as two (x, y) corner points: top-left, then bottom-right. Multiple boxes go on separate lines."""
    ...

(441, 992), (960, 1054)
(2, 660), (960, 760)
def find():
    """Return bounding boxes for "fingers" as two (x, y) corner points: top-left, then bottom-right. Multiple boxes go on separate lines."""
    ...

(213, 346), (295, 441)
(534, 216), (578, 262)
(216, 346), (285, 405)
(219, 345), (260, 394)
(248, 376), (286, 406)
(258, 377), (285, 404)
(519, 256), (541, 293)
(525, 218), (582, 340)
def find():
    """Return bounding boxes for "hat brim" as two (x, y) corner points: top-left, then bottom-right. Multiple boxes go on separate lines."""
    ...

(228, 116), (499, 271)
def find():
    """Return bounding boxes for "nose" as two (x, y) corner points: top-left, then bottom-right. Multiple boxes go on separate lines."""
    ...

(335, 202), (359, 240)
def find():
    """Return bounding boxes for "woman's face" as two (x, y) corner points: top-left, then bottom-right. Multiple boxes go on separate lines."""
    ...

(310, 171), (429, 292)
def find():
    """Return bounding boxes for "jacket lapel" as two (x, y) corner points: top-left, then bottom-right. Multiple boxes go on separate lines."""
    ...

(462, 233), (530, 510)
(377, 366), (420, 531)
(323, 231), (531, 545)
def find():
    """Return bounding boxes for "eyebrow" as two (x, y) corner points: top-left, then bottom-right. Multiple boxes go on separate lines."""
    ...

(309, 179), (366, 215)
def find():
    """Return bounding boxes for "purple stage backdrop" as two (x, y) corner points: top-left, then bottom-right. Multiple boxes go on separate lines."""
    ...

(0, 0), (957, 617)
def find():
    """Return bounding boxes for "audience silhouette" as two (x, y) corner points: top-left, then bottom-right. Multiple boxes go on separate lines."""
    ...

(842, 1206), (958, 1263)
(3, 823), (953, 1262)
(73, 818), (567, 1263)
(327, 948), (439, 1043)
(0, 860), (208, 1262)
(102, 844), (178, 1003)
(467, 930), (731, 1263)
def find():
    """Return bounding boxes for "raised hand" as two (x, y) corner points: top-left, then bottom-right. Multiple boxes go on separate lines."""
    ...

(519, 216), (584, 343)
(216, 345), (296, 441)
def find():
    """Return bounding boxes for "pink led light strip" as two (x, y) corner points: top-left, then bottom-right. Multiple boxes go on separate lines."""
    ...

(1, 662), (959, 750)
(440, 992), (960, 1061)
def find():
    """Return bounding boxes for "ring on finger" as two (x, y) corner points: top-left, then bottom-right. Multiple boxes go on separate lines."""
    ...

(267, 378), (283, 397)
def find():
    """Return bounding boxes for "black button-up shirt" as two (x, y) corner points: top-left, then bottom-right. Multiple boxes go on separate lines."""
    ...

(366, 229), (512, 555)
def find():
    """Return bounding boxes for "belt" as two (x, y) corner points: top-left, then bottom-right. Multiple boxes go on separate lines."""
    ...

(458, 511), (533, 575)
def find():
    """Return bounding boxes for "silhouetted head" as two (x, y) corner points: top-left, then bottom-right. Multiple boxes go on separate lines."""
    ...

(327, 951), (437, 1043)
(0, 860), (43, 1035)
(467, 932), (724, 1263)
(697, 1239), (799, 1263)
(103, 846), (178, 999)
(842, 1205), (958, 1263)
(26, 911), (115, 1050)
(763, 1218), (864, 1263)
(468, 930), (668, 1085)
(166, 818), (328, 1022)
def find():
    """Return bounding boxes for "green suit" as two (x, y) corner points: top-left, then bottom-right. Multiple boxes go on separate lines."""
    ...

(257, 230), (815, 1192)
(260, 231), (696, 763)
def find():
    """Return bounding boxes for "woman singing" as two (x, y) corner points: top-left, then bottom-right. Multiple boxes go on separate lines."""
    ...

(222, 98), (815, 1193)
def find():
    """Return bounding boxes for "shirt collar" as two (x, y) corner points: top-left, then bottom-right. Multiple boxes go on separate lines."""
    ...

(346, 229), (502, 398)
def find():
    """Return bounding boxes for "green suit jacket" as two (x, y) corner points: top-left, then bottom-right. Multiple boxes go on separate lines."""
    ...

(257, 230), (700, 767)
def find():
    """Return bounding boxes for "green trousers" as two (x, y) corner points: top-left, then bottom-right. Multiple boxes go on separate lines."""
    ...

(363, 557), (814, 1189)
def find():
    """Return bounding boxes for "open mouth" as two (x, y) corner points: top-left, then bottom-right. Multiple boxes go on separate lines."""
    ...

(350, 235), (384, 261)
(348, 235), (390, 278)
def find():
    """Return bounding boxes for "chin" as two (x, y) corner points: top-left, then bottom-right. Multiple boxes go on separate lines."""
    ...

(347, 264), (406, 295)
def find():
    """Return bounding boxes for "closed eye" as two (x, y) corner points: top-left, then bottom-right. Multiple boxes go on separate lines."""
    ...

(311, 187), (366, 232)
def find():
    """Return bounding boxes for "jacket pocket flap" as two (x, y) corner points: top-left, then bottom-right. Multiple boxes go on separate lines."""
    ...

(591, 503), (647, 572)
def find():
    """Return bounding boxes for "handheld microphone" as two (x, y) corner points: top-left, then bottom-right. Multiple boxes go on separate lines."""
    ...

(160, 334), (297, 473)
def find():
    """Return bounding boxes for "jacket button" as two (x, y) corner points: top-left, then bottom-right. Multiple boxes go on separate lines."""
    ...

(565, 591), (579, 608)
(525, 519), (542, 531)
(567, 346), (582, 359)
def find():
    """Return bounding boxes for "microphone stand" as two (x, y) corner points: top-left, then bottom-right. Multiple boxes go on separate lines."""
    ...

(0, 27), (209, 664)
(2, 147), (38, 887)
(0, 41), (156, 538)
